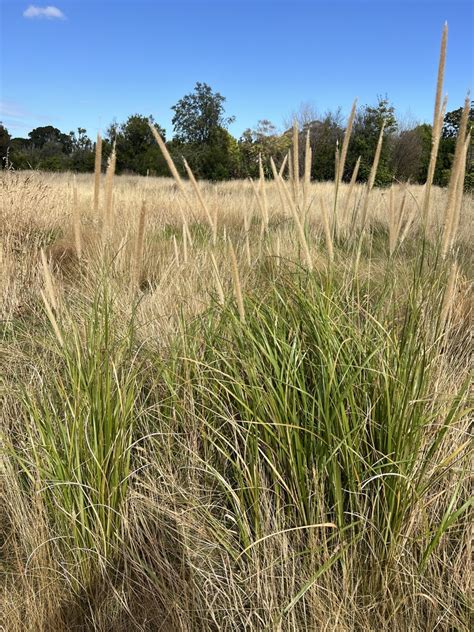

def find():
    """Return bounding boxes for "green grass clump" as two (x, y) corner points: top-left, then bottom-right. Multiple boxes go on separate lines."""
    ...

(160, 265), (471, 571)
(8, 289), (144, 574)
(2, 244), (471, 629)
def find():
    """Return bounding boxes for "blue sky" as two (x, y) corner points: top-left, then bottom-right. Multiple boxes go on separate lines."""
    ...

(1, 0), (473, 139)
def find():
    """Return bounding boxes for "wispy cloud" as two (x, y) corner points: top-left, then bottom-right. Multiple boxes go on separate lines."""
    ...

(23, 5), (66, 20)
(0, 100), (57, 136)
(0, 100), (28, 119)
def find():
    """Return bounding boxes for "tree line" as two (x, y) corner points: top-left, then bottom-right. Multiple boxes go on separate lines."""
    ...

(1, 82), (472, 188)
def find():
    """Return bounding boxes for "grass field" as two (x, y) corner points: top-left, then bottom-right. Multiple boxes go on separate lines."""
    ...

(1, 46), (473, 631)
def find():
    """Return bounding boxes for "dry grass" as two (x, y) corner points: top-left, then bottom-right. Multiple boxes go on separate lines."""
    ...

(1, 166), (471, 344)
(1, 165), (472, 631)
(1, 27), (473, 629)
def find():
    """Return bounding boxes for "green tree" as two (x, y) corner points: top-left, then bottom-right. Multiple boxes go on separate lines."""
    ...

(171, 83), (238, 180)
(414, 123), (433, 182)
(390, 123), (434, 183)
(239, 120), (291, 178)
(304, 111), (344, 181)
(198, 127), (241, 180)
(348, 97), (398, 185)
(171, 82), (234, 144)
(0, 123), (11, 168)
(18, 125), (73, 170)
(8, 137), (33, 169)
(107, 115), (167, 175)
(442, 101), (474, 138)
(69, 127), (92, 152)
(171, 127), (241, 181)
(435, 101), (474, 189)
(68, 128), (95, 172)
(28, 125), (72, 153)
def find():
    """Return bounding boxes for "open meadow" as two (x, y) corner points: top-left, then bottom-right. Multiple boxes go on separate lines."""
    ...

(1, 159), (473, 631)
(1, 17), (473, 632)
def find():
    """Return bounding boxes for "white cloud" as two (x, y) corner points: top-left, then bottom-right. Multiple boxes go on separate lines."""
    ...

(23, 5), (66, 20)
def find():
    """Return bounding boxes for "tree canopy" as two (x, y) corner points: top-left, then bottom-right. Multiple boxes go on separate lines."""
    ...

(107, 115), (167, 175)
(171, 82), (235, 144)
(2, 88), (472, 189)
(0, 124), (11, 167)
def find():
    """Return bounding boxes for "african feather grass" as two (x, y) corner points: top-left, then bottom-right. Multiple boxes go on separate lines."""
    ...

(1, 23), (472, 630)
(175, 266), (467, 537)
(8, 288), (144, 579)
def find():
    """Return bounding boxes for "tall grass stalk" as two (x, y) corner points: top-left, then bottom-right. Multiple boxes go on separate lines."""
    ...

(93, 131), (102, 212)
(334, 100), (357, 237)
(271, 156), (288, 213)
(39, 289), (64, 348)
(258, 154), (269, 228)
(183, 158), (215, 238)
(40, 248), (59, 312)
(398, 186), (418, 247)
(342, 155), (361, 231)
(278, 152), (288, 178)
(271, 157), (313, 271)
(421, 23), (448, 223)
(243, 211), (252, 266)
(210, 252), (225, 305)
(441, 96), (471, 256)
(337, 99), (357, 186)
(103, 146), (116, 243)
(360, 122), (385, 229)
(250, 177), (269, 231)
(213, 202), (218, 243)
(131, 201), (146, 290)
(275, 233), (281, 264)
(72, 175), (82, 260)
(173, 234), (180, 265)
(292, 121), (299, 204)
(149, 122), (192, 209)
(439, 259), (458, 331)
(228, 240), (245, 323)
(320, 198), (334, 265)
(182, 221), (188, 264)
(388, 185), (403, 256)
(302, 130), (312, 219)
(450, 131), (471, 243)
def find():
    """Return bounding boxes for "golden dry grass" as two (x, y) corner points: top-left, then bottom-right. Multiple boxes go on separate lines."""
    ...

(1, 170), (471, 325)
(1, 18), (473, 626)
(0, 159), (472, 632)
